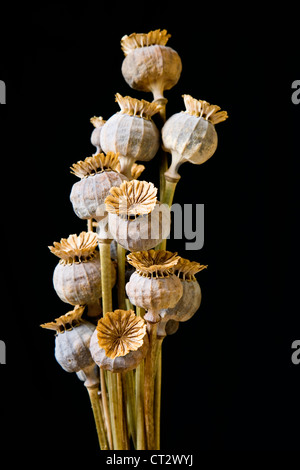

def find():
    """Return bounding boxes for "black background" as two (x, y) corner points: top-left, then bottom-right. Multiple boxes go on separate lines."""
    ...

(0, 2), (299, 456)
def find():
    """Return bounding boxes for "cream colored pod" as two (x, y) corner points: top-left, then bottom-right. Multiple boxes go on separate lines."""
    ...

(41, 306), (97, 382)
(162, 94), (228, 182)
(105, 180), (171, 252)
(100, 94), (161, 179)
(125, 250), (183, 323)
(90, 309), (149, 373)
(90, 116), (106, 155)
(160, 258), (207, 334)
(121, 29), (182, 102)
(49, 231), (116, 307)
(70, 152), (128, 240)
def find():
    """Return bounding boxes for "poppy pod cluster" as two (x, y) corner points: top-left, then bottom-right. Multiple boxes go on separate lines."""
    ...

(42, 27), (227, 451)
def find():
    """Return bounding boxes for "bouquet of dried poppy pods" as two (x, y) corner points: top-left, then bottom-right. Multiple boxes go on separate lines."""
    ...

(42, 29), (228, 450)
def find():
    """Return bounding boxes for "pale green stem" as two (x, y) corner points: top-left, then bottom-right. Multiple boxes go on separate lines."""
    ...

(124, 370), (137, 448)
(87, 385), (109, 450)
(100, 368), (113, 450)
(107, 372), (122, 449)
(99, 240), (112, 314)
(144, 322), (158, 450)
(136, 306), (146, 449)
(154, 338), (164, 450)
(157, 179), (178, 251)
(125, 298), (134, 311)
(153, 97), (168, 202)
(117, 372), (127, 450)
(117, 243), (126, 310)
(136, 359), (146, 449)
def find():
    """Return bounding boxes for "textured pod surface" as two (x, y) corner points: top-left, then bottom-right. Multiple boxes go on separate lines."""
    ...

(55, 322), (96, 372)
(90, 328), (149, 373)
(108, 202), (170, 251)
(70, 171), (127, 221)
(162, 112), (218, 166)
(53, 256), (102, 305)
(126, 271), (183, 312)
(160, 279), (201, 322)
(121, 45), (182, 99)
(100, 113), (160, 163)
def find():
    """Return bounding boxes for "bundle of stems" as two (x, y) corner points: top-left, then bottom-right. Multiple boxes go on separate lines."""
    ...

(91, 102), (170, 450)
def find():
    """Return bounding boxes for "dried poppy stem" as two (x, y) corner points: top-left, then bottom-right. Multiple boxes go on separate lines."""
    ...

(163, 176), (178, 208)
(99, 239), (113, 314)
(124, 370), (137, 448)
(153, 97), (168, 201)
(117, 372), (125, 449)
(154, 337), (163, 450)
(100, 368), (113, 449)
(99, 238), (119, 448)
(158, 176), (179, 250)
(136, 359), (146, 449)
(86, 385), (109, 450)
(144, 321), (158, 450)
(87, 218), (94, 232)
(117, 243), (126, 310)
(135, 306), (146, 449)
(107, 371), (120, 449)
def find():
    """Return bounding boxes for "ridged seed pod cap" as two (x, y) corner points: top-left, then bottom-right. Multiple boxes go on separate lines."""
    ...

(105, 180), (171, 251)
(90, 309), (149, 372)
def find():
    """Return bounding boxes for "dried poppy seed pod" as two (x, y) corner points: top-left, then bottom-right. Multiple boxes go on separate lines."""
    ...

(105, 180), (170, 251)
(90, 116), (106, 155)
(100, 94), (161, 179)
(90, 309), (149, 373)
(162, 94), (228, 182)
(121, 29), (182, 101)
(70, 152), (128, 231)
(160, 258), (207, 323)
(125, 250), (183, 323)
(41, 306), (96, 374)
(49, 231), (116, 306)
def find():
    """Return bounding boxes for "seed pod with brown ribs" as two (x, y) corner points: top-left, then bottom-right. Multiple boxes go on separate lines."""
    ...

(49, 231), (116, 310)
(162, 94), (228, 183)
(121, 29), (182, 102)
(41, 306), (96, 374)
(70, 152), (128, 238)
(160, 257), (207, 332)
(100, 94), (161, 179)
(125, 250), (183, 324)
